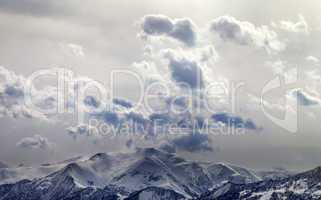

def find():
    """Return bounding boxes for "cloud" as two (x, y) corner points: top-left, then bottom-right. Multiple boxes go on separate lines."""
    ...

(59, 43), (85, 58)
(0, 66), (133, 127)
(126, 111), (148, 125)
(0, 0), (68, 17)
(159, 142), (176, 153)
(67, 43), (85, 57)
(211, 113), (258, 130)
(133, 61), (166, 87)
(272, 15), (309, 34)
(171, 133), (213, 152)
(67, 123), (99, 139)
(292, 89), (321, 106)
(113, 98), (133, 109)
(140, 15), (197, 46)
(0, 67), (103, 121)
(83, 95), (100, 108)
(149, 113), (172, 125)
(93, 110), (120, 125)
(126, 139), (134, 149)
(0, 66), (49, 120)
(16, 135), (55, 150)
(305, 70), (321, 82)
(210, 15), (285, 53)
(163, 50), (204, 89)
(306, 56), (319, 64)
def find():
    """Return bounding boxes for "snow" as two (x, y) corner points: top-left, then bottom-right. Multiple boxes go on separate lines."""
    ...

(312, 190), (321, 198)
(250, 188), (286, 200)
(211, 183), (231, 198)
(0, 148), (265, 199)
(288, 179), (308, 194)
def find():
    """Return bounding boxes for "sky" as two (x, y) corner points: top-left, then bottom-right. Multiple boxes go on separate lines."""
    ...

(1, 0), (321, 170)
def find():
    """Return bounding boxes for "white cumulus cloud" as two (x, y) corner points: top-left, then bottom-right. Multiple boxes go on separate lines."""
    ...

(272, 15), (309, 34)
(16, 135), (55, 150)
(210, 15), (285, 54)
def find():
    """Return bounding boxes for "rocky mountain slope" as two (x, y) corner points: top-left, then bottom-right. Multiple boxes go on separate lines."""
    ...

(198, 166), (321, 200)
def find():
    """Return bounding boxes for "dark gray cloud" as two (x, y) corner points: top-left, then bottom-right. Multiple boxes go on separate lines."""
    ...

(171, 133), (213, 152)
(164, 51), (204, 89)
(149, 113), (172, 125)
(212, 112), (258, 130)
(126, 112), (147, 125)
(169, 18), (197, 47)
(84, 96), (134, 112)
(67, 124), (92, 139)
(165, 96), (189, 110)
(126, 139), (134, 149)
(141, 15), (173, 35)
(113, 98), (133, 109)
(293, 90), (320, 106)
(16, 135), (54, 150)
(83, 95), (100, 108)
(141, 15), (197, 46)
(4, 85), (24, 98)
(169, 59), (203, 88)
(93, 111), (120, 125)
(159, 142), (176, 153)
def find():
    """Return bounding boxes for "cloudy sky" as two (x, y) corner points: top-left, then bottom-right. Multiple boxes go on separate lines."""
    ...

(1, 0), (321, 170)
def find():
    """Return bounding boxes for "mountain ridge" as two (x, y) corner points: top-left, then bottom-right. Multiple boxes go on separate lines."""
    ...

(0, 148), (319, 199)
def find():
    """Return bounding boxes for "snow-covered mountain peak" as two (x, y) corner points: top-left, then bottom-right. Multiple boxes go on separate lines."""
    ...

(125, 186), (186, 200)
(89, 153), (110, 161)
(136, 147), (173, 159)
(0, 147), (286, 200)
(61, 163), (83, 175)
(47, 162), (105, 188)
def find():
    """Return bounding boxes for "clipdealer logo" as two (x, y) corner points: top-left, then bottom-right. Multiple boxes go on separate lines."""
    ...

(261, 68), (299, 133)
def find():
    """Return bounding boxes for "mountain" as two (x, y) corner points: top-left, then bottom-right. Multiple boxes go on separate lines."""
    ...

(198, 166), (321, 200)
(0, 147), (290, 200)
(256, 167), (294, 180)
(124, 186), (185, 200)
(206, 163), (261, 185)
(0, 153), (114, 185)
(111, 148), (209, 197)
(0, 179), (122, 200)
(0, 162), (125, 200)
(110, 148), (260, 197)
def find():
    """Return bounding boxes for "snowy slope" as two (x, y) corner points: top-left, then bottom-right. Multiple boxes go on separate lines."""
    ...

(199, 166), (321, 200)
(110, 148), (260, 197)
(0, 156), (87, 185)
(111, 156), (193, 197)
(0, 162), (123, 200)
(125, 186), (185, 200)
(0, 147), (267, 199)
